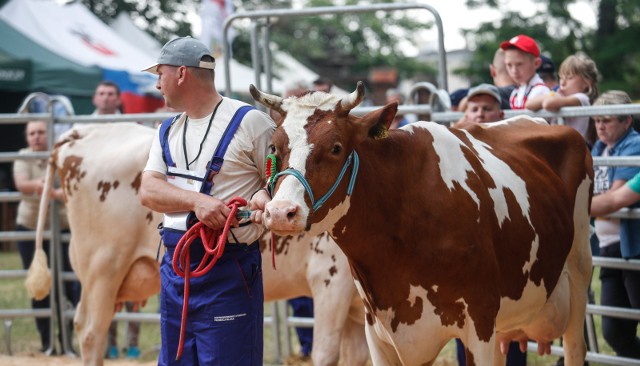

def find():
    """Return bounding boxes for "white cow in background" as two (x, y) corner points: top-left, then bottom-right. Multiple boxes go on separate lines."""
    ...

(262, 231), (369, 365)
(27, 123), (161, 366)
(25, 122), (368, 366)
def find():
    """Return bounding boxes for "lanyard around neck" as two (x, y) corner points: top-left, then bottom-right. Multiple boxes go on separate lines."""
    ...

(182, 99), (223, 169)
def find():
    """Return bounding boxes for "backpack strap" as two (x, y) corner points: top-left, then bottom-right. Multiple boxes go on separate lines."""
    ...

(201, 105), (255, 194)
(159, 114), (182, 168)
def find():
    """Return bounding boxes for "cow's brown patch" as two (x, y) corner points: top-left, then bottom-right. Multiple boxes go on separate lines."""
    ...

(146, 211), (153, 225)
(97, 180), (120, 202)
(312, 237), (324, 255)
(131, 171), (143, 194)
(59, 155), (86, 197)
(466, 347), (476, 366)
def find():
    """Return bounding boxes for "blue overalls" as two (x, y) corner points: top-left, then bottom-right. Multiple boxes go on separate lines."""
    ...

(157, 106), (263, 365)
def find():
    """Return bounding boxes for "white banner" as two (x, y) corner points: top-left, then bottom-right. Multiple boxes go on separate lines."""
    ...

(200, 0), (235, 58)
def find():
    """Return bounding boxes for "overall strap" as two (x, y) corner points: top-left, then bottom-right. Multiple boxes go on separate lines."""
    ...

(201, 105), (255, 194)
(160, 114), (182, 167)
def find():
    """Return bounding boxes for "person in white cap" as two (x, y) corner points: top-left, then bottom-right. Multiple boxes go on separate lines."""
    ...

(500, 34), (551, 110)
(140, 36), (275, 365)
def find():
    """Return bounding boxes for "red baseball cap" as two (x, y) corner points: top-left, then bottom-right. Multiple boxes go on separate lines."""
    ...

(500, 35), (540, 57)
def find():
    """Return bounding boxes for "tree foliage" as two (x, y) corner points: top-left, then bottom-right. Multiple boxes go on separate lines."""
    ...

(78, 0), (195, 43)
(77, 0), (435, 91)
(231, 0), (436, 89)
(459, 0), (640, 97)
(78, 0), (640, 97)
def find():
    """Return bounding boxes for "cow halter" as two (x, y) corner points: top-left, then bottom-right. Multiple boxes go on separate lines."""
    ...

(267, 151), (359, 212)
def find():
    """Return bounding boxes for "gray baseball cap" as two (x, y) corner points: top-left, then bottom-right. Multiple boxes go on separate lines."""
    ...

(143, 37), (215, 74)
(466, 83), (501, 104)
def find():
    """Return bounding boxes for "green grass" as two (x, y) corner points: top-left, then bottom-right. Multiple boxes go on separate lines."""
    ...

(0, 250), (632, 364)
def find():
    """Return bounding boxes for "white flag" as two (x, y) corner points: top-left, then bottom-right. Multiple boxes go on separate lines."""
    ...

(200, 0), (234, 58)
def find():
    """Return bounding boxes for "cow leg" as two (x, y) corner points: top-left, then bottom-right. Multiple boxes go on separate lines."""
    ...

(339, 313), (369, 366)
(75, 276), (120, 366)
(310, 285), (353, 366)
(365, 320), (402, 365)
(462, 332), (500, 366)
(560, 186), (591, 366)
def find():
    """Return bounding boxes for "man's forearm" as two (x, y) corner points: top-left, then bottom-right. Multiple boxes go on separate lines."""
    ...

(140, 172), (197, 214)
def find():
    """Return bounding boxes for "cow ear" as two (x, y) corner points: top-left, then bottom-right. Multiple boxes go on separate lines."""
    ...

(357, 102), (397, 141)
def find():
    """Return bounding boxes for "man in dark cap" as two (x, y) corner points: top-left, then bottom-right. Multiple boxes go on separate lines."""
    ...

(537, 55), (558, 91)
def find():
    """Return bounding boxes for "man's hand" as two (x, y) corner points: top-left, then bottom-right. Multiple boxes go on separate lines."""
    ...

(193, 196), (238, 229)
(249, 188), (271, 225)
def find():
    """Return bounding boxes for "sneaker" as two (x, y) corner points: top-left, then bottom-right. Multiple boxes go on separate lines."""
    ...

(126, 346), (141, 359)
(106, 345), (119, 359)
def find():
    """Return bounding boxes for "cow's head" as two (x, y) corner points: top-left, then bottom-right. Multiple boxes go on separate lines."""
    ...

(250, 82), (397, 235)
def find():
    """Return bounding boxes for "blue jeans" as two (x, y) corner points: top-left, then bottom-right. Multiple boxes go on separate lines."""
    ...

(288, 297), (314, 356)
(599, 243), (640, 358)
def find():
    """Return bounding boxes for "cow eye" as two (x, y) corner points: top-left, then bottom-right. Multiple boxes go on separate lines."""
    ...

(331, 144), (342, 155)
(269, 144), (276, 154)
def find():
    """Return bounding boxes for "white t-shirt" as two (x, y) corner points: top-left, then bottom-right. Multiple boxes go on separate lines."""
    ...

(593, 148), (621, 248)
(549, 92), (591, 138)
(145, 97), (275, 244)
(510, 74), (550, 110)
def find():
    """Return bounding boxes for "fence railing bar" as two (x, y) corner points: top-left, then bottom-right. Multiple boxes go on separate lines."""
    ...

(0, 309), (51, 319)
(592, 256), (640, 270)
(587, 304), (640, 321)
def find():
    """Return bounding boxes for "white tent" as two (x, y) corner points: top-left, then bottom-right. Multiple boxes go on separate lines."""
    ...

(0, 0), (163, 112)
(271, 48), (347, 95)
(0, 0), (283, 98)
(0, 0), (154, 76)
(109, 12), (284, 95)
(110, 13), (163, 57)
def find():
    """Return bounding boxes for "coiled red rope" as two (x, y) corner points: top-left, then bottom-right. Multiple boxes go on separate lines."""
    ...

(171, 196), (247, 361)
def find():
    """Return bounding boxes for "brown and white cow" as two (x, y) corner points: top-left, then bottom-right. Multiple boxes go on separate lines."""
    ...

(250, 82), (594, 366)
(26, 123), (161, 366)
(25, 122), (368, 366)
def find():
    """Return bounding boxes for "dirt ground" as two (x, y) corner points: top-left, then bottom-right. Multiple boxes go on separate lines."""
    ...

(0, 353), (457, 366)
(0, 353), (156, 366)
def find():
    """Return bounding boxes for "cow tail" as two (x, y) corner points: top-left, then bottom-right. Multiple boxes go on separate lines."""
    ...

(25, 154), (56, 300)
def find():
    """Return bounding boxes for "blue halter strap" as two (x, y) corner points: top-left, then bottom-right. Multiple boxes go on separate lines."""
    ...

(269, 151), (359, 212)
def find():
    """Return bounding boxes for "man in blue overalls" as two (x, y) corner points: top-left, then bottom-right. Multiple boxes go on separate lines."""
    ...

(140, 37), (275, 365)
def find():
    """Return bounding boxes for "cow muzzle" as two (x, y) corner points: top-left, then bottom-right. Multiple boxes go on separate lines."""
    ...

(264, 199), (306, 235)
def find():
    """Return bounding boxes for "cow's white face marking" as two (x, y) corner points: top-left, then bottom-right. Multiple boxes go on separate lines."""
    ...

(275, 93), (342, 217)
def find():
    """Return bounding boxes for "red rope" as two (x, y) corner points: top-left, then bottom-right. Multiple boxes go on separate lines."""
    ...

(171, 196), (247, 361)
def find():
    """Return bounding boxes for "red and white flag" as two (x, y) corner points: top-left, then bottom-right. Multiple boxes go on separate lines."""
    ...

(200, 0), (234, 58)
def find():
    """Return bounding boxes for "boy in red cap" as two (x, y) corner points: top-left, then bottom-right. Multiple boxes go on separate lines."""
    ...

(501, 34), (550, 109)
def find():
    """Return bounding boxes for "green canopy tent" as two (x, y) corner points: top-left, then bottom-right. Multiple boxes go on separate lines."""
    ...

(0, 17), (102, 194)
(0, 18), (102, 113)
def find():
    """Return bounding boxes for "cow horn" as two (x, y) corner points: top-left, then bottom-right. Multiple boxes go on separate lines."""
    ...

(340, 81), (365, 111)
(249, 84), (284, 115)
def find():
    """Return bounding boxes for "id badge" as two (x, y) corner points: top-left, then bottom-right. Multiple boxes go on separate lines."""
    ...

(163, 166), (205, 231)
